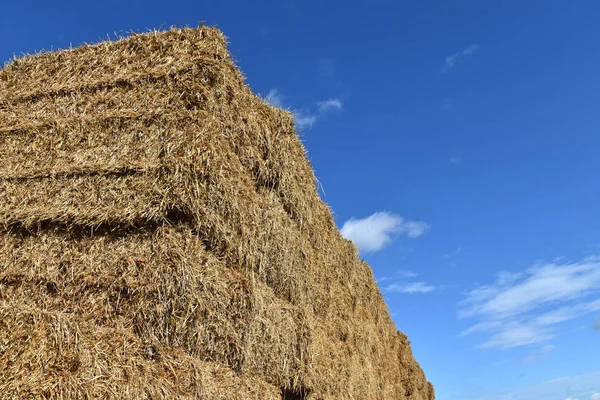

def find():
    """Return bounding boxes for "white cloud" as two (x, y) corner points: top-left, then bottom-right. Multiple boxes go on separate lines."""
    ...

(462, 370), (600, 400)
(443, 44), (480, 72)
(295, 113), (317, 129)
(480, 321), (554, 349)
(265, 88), (284, 108)
(397, 270), (418, 278)
(375, 276), (392, 284)
(564, 394), (600, 400)
(379, 270), (435, 295)
(340, 212), (429, 252)
(459, 257), (600, 348)
(297, 98), (343, 129)
(402, 220), (430, 238)
(385, 281), (435, 294)
(265, 88), (343, 129)
(461, 257), (600, 319)
(535, 299), (600, 326)
(317, 98), (343, 113)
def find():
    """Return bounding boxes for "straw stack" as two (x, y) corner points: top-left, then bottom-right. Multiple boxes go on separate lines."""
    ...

(0, 26), (434, 400)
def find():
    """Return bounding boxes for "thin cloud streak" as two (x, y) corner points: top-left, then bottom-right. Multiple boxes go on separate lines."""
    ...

(265, 88), (284, 108)
(295, 113), (317, 129)
(459, 256), (600, 348)
(521, 344), (556, 364)
(397, 270), (418, 278)
(264, 89), (343, 129)
(385, 281), (435, 294)
(443, 44), (480, 72)
(460, 257), (600, 320)
(317, 98), (343, 113)
(461, 370), (600, 400)
(444, 246), (463, 258)
(295, 97), (344, 129)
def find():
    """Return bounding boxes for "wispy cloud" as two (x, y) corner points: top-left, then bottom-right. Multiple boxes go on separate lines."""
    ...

(535, 299), (600, 325)
(265, 88), (284, 108)
(264, 89), (343, 129)
(443, 44), (480, 72)
(460, 257), (600, 319)
(295, 113), (318, 129)
(378, 270), (435, 295)
(297, 97), (344, 129)
(521, 344), (556, 364)
(450, 157), (462, 165)
(340, 212), (429, 253)
(459, 256), (600, 348)
(317, 98), (343, 113)
(461, 371), (600, 400)
(397, 270), (418, 278)
(385, 281), (435, 294)
(444, 246), (463, 258)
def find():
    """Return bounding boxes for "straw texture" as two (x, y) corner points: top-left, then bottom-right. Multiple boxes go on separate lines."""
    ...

(0, 26), (434, 399)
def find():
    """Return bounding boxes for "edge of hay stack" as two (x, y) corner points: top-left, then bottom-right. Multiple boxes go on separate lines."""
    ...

(0, 26), (434, 400)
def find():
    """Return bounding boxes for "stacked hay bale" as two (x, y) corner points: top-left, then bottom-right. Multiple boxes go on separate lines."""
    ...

(0, 27), (434, 400)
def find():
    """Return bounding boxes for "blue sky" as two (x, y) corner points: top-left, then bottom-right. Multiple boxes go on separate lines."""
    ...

(2, 1), (599, 399)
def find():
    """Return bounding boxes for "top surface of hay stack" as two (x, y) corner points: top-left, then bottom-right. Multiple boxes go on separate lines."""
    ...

(0, 27), (434, 400)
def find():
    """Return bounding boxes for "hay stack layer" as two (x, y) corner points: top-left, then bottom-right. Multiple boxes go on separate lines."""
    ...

(0, 27), (434, 399)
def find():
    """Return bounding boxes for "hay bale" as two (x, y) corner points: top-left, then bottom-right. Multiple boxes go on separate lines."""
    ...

(0, 26), (434, 399)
